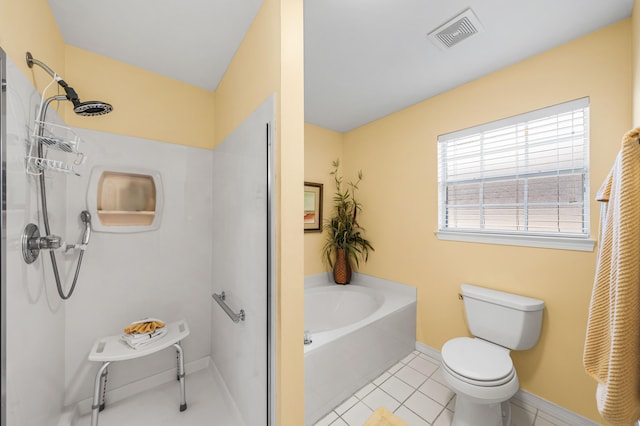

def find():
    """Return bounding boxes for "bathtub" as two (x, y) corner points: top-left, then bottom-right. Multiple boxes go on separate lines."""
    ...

(304, 273), (416, 425)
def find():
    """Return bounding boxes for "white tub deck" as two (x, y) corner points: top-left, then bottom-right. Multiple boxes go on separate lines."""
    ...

(304, 273), (417, 425)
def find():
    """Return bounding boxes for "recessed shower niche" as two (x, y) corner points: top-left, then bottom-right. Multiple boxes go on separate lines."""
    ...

(87, 166), (164, 232)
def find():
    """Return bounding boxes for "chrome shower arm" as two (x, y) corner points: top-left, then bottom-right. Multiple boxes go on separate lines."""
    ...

(26, 52), (80, 102)
(26, 52), (57, 79)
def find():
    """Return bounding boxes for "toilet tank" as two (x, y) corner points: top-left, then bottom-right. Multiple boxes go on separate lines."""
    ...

(461, 284), (544, 350)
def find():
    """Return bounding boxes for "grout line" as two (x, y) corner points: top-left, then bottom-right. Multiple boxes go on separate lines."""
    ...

(431, 404), (451, 426)
(345, 359), (447, 426)
(320, 344), (599, 426)
(317, 351), (450, 426)
(393, 400), (433, 425)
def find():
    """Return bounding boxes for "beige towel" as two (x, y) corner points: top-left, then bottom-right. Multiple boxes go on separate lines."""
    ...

(583, 128), (640, 425)
(363, 407), (409, 426)
(124, 319), (165, 335)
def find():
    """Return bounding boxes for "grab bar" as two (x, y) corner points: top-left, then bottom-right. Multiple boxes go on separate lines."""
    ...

(212, 292), (245, 323)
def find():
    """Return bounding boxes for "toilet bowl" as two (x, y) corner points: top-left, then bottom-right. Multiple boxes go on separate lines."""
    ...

(442, 337), (519, 426)
(442, 284), (544, 426)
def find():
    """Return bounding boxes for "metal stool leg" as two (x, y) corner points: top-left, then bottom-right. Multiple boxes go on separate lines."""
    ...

(173, 342), (187, 411)
(99, 365), (109, 411)
(91, 361), (111, 426)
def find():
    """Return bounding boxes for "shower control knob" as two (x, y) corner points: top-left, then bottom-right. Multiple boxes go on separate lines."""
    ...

(21, 223), (63, 264)
(36, 234), (63, 250)
(22, 223), (41, 264)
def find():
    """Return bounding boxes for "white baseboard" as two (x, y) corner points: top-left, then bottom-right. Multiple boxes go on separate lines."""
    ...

(56, 405), (81, 426)
(71, 355), (210, 417)
(415, 341), (442, 362)
(512, 391), (600, 426)
(415, 342), (600, 426)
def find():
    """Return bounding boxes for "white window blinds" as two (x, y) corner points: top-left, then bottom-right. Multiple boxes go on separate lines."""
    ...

(438, 98), (590, 239)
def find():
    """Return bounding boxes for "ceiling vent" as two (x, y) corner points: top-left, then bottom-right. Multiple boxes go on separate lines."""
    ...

(427, 8), (483, 49)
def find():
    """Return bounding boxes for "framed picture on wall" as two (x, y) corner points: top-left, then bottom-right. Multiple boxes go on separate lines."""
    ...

(304, 182), (323, 232)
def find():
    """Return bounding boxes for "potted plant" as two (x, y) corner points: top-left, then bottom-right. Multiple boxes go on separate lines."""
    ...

(321, 159), (374, 284)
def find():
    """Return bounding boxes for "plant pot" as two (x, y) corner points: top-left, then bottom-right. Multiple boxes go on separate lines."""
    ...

(333, 248), (352, 284)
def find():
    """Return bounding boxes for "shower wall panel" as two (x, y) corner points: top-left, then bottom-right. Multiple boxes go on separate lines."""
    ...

(5, 52), (67, 426)
(63, 128), (214, 405)
(211, 96), (274, 426)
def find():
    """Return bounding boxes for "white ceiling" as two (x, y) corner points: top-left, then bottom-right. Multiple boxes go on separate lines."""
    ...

(48, 0), (633, 133)
(47, 0), (264, 91)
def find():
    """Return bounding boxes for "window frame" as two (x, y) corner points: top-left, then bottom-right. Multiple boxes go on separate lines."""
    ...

(436, 98), (595, 252)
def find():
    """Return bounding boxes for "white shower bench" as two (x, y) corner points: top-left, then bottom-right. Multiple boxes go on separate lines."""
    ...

(87, 319), (190, 426)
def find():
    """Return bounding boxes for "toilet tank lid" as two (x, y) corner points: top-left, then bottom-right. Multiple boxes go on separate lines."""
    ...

(461, 284), (544, 312)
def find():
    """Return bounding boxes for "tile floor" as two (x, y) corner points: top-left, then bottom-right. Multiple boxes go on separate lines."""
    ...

(71, 350), (580, 426)
(313, 350), (574, 426)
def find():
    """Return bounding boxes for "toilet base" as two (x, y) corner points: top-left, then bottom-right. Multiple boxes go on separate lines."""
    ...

(452, 397), (511, 426)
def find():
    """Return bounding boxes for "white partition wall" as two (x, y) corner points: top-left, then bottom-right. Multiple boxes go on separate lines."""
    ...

(211, 96), (274, 426)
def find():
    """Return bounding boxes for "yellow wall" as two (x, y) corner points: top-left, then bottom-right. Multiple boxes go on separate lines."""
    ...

(335, 20), (631, 423)
(277, 0), (305, 423)
(0, 0), (66, 99)
(214, 0), (278, 146)
(303, 123), (343, 275)
(0, 0), (215, 149)
(634, 0), (640, 126)
(65, 46), (215, 149)
(215, 0), (305, 424)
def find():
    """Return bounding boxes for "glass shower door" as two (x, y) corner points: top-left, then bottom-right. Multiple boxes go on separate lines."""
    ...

(210, 96), (274, 426)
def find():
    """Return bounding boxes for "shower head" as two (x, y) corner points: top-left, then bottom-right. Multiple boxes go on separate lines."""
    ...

(26, 51), (113, 116)
(72, 100), (113, 116)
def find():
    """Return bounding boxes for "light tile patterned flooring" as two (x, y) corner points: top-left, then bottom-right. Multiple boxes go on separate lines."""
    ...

(71, 350), (581, 426)
(313, 350), (574, 426)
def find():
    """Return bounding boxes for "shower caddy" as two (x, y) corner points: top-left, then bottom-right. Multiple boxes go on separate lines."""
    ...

(21, 118), (89, 264)
(25, 118), (86, 176)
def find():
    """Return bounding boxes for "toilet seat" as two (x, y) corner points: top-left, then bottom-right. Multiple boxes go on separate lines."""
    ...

(442, 337), (515, 387)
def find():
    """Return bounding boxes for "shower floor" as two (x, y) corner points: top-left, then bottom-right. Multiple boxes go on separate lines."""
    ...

(74, 366), (243, 426)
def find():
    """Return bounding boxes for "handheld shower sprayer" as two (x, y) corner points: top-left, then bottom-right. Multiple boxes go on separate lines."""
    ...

(62, 211), (91, 253)
(80, 210), (92, 246)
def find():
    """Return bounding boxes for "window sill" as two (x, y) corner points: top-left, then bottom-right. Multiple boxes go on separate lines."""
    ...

(435, 231), (595, 252)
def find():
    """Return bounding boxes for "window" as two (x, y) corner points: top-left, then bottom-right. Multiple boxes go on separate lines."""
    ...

(437, 98), (594, 251)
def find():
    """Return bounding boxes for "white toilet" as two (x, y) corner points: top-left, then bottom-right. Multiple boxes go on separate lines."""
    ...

(441, 284), (544, 426)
